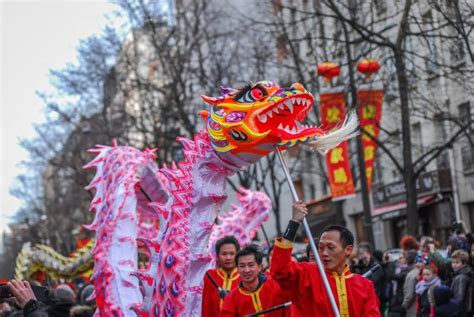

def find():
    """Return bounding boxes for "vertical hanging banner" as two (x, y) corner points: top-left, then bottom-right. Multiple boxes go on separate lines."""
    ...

(320, 87), (356, 200)
(357, 83), (384, 191)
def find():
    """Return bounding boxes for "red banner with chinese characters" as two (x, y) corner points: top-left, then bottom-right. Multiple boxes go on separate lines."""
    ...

(357, 86), (384, 191)
(320, 89), (356, 200)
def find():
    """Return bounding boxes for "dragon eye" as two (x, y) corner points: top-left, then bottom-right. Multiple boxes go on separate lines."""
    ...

(250, 88), (265, 100)
(235, 85), (267, 103)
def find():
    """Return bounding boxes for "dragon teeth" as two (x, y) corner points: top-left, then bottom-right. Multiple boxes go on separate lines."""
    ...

(258, 114), (267, 123)
(267, 111), (273, 118)
(285, 100), (294, 113)
(277, 103), (285, 110)
(278, 123), (283, 129)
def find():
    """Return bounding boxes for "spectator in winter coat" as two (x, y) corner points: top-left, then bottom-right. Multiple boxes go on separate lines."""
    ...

(388, 250), (417, 317)
(450, 250), (471, 317)
(47, 284), (76, 317)
(402, 250), (420, 317)
(428, 284), (460, 317)
(416, 265), (441, 317)
(353, 241), (387, 312)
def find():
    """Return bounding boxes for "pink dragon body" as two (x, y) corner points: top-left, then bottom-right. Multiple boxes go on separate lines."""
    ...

(208, 188), (271, 259)
(84, 81), (358, 316)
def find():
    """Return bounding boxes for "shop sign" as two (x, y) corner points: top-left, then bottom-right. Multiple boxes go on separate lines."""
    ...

(373, 171), (440, 207)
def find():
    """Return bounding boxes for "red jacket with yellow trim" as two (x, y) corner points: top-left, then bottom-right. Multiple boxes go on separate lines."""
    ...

(202, 268), (241, 317)
(270, 238), (380, 317)
(218, 274), (291, 317)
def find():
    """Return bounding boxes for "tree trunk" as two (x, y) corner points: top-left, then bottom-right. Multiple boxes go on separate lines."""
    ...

(343, 22), (375, 246)
(394, 50), (418, 235)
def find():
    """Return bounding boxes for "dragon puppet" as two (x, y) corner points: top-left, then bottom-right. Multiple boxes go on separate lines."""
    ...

(84, 81), (358, 317)
(13, 189), (270, 283)
(15, 240), (94, 281)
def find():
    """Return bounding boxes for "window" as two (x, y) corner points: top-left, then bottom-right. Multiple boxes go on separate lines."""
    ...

(436, 151), (449, 170)
(459, 103), (473, 169)
(322, 178), (328, 196)
(450, 38), (465, 62)
(434, 113), (446, 146)
(459, 102), (472, 131)
(422, 10), (439, 75)
(374, 0), (386, 15)
(461, 145), (474, 172)
(372, 156), (384, 185)
(309, 183), (316, 200)
(412, 122), (424, 158)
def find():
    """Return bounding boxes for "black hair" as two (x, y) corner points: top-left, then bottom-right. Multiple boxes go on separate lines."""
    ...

(235, 244), (263, 265)
(405, 250), (417, 265)
(373, 250), (383, 262)
(318, 225), (354, 248)
(215, 236), (240, 255)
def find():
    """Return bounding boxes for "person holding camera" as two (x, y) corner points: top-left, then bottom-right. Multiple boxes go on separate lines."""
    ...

(5, 280), (48, 317)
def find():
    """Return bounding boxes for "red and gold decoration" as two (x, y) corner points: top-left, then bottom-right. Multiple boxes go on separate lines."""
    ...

(317, 62), (341, 85)
(357, 59), (383, 191)
(357, 59), (381, 81)
(320, 88), (356, 200)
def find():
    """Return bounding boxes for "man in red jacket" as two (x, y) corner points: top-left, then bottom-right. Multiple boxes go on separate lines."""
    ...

(271, 201), (380, 317)
(219, 245), (291, 317)
(202, 236), (241, 317)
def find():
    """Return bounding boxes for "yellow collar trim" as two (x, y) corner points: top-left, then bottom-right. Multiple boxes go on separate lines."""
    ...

(332, 266), (351, 317)
(238, 285), (264, 313)
(217, 268), (239, 289)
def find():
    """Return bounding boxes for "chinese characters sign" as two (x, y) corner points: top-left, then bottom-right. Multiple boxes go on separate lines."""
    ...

(320, 90), (356, 200)
(357, 88), (384, 191)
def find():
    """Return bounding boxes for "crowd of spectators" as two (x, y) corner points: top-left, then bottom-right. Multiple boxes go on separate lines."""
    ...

(0, 280), (95, 317)
(351, 222), (473, 317)
(1, 221), (472, 316)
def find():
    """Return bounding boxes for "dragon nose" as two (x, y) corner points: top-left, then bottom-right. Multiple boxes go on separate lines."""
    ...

(291, 83), (305, 92)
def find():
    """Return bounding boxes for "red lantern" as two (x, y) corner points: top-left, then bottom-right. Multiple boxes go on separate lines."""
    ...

(317, 62), (340, 85)
(357, 59), (381, 81)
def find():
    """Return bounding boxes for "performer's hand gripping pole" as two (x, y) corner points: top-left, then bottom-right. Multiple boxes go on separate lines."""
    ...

(276, 147), (340, 317)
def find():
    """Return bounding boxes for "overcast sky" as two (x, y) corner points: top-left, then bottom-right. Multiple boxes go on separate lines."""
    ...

(1, 1), (118, 233)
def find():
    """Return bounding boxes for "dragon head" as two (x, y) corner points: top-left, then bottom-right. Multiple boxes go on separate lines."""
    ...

(200, 81), (324, 158)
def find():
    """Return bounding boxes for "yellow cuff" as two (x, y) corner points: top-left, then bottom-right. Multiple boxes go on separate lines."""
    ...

(275, 238), (293, 249)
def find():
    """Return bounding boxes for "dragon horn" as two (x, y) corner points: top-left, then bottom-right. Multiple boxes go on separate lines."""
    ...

(201, 95), (219, 105)
(219, 85), (238, 95)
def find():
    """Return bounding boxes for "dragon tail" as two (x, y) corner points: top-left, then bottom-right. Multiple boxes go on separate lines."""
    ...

(84, 145), (158, 317)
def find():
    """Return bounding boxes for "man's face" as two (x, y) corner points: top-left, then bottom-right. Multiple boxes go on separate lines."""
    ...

(318, 231), (353, 272)
(357, 248), (371, 264)
(237, 254), (261, 284)
(217, 243), (238, 271)
(452, 258), (464, 272)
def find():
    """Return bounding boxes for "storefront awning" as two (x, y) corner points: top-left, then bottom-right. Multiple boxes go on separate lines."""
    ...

(372, 194), (437, 217)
